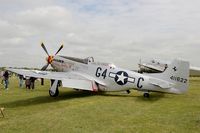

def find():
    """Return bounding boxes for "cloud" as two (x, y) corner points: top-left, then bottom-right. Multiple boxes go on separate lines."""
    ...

(0, 0), (200, 69)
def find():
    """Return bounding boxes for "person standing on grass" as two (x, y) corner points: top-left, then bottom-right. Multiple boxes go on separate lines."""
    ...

(3, 70), (9, 90)
(30, 77), (36, 89)
(1, 71), (4, 85)
(18, 74), (24, 88)
(25, 77), (31, 89)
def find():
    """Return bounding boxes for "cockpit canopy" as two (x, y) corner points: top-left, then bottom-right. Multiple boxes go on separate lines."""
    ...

(86, 57), (94, 63)
(59, 55), (116, 68)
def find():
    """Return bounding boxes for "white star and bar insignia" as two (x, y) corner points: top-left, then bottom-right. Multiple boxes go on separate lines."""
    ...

(109, 71), (135, 85)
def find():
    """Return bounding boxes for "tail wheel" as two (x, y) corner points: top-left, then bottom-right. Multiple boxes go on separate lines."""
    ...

(143, 93), (150, 98)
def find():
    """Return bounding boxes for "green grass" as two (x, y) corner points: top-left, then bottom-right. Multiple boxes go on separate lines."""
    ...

(0, 76), (200, 133)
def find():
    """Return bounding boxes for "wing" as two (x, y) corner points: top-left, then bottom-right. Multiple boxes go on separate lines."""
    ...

(7, 68), (105, 91)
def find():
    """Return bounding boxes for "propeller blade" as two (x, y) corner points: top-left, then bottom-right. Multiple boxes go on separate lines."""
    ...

(41, 43), (49, 56)
(41, 63), (49, 71)
(55, 44), (64, 55)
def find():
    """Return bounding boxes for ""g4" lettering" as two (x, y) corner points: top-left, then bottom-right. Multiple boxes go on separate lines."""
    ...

(95, 67), (107, 79)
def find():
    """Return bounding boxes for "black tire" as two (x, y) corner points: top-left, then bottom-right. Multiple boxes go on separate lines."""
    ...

(126, 90), (131, 94)
(143, 93), (150, 98)
(49, 88), (59, 97)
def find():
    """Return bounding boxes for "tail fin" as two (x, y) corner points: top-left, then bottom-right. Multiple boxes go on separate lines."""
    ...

(149, 59), (189, 94)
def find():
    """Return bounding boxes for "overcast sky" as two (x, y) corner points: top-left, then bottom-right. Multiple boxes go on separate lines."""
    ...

(0, 0), (200, 69)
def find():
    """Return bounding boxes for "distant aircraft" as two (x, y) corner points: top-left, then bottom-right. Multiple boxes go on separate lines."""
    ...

(138, 59), (168, 73)
(138, 59), (200, 76)
(7, 43), (189, 98)
(189, 66), (200, 77)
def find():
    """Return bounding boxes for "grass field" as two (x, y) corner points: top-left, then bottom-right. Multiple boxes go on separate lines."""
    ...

(0, 76), (200, 133)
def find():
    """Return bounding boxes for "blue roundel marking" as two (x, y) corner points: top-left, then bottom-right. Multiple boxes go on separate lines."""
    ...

(114, 71), (128, 85)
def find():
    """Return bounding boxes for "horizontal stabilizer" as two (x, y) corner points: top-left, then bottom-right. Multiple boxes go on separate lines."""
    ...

(149, 77), (174, 89)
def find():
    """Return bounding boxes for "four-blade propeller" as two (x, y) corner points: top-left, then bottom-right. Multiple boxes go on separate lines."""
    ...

(41, 43), (64, 70)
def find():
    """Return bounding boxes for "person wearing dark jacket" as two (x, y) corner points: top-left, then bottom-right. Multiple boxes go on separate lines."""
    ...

(3, 71), (9, 89)
(18, 74), (24, 88)
(30, 77), (36, 89)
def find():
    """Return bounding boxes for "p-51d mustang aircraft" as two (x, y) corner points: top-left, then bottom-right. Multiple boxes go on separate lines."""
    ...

(7, 43), (189, 97)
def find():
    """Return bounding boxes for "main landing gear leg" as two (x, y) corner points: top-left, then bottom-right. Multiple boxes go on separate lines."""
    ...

(49, 80), (59, 97)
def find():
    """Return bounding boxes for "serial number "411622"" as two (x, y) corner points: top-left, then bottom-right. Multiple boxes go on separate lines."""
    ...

(170, 76), (187, 83)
